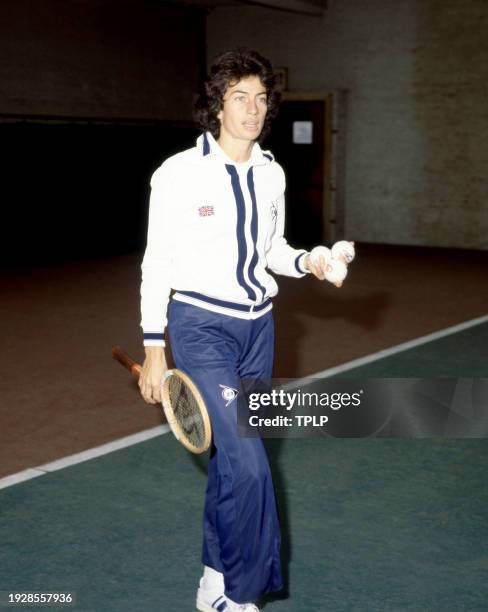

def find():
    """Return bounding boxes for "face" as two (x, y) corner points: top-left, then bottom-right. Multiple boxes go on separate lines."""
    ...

(217, 75), (268, 143)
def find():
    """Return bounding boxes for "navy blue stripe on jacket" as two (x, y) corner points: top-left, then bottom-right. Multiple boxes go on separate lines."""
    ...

(246, 167), (267, 301)
(225, 164), (258, 301)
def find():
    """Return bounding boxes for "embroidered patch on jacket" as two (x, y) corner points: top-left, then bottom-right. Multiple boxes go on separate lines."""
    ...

(198, 205), (214, 217)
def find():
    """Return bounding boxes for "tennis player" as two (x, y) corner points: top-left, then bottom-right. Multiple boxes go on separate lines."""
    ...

(139, 48), (343, 611)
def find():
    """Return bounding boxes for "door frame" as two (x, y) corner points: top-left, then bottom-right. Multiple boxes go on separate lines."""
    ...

(281, 90), (347, 244)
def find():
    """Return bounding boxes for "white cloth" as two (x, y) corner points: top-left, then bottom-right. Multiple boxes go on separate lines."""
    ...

(140, 131), (309, 346)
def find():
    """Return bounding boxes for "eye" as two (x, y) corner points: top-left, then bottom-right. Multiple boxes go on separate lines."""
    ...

(234, 95), (246, 102)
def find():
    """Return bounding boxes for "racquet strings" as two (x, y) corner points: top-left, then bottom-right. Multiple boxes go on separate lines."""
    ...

(167, 374), (206, 450)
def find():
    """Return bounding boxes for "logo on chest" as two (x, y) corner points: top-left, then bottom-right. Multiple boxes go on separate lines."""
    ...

(198, 205), (214, 217)
(270, 202), (278, 221)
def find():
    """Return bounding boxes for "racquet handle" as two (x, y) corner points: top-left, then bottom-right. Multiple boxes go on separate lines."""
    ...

(112, 345), (142, 378)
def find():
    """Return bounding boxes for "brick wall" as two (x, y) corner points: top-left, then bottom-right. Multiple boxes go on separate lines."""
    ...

(207, 0), (488, 249)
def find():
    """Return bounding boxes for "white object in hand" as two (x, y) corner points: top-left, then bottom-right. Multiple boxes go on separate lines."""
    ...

(309, 245), (332, 267)
(331, 241), (355, 264)
(324, 258), (348, 285)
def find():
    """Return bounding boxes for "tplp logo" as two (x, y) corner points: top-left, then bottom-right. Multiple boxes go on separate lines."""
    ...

(219, 384), (239, 407)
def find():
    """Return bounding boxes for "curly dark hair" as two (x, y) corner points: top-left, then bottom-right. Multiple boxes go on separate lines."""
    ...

(194, 48), (281, 144)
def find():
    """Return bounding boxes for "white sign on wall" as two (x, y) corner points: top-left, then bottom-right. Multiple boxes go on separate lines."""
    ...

(292, 121), (313, 144)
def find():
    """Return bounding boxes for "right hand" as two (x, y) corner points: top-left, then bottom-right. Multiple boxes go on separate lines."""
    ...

(139, 346), (168, 404)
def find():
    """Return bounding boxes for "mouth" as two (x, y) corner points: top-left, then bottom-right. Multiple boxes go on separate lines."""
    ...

(243, 122), (260, 130)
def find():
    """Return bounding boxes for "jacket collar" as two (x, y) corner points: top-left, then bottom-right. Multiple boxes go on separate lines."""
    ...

(197, 131), (274, 166)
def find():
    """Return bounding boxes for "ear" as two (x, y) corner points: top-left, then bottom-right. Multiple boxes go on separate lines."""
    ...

(217, 109), (223, 123)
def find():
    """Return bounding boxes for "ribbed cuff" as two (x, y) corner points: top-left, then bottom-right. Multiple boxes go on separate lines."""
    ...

(294, 251), (310, 275)
(143, 332), (165, 347)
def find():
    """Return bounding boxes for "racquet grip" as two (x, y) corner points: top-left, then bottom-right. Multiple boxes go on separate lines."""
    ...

(112, 345), (142, 378)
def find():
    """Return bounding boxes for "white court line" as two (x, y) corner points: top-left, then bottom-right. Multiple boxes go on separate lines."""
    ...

(1, 313), (487, 491)
(282, 313), (488, 389)
(0, 424), (170, 491)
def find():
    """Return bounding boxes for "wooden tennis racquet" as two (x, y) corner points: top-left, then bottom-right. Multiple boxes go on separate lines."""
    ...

(111, 346), (212, 454)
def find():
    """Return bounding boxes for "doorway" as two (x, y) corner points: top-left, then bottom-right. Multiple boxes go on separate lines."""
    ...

(264, 91), (346, 250)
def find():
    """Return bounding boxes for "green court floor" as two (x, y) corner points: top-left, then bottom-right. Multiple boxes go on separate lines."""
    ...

(1, 322), (487, 611)
(339, 321), (488, 378)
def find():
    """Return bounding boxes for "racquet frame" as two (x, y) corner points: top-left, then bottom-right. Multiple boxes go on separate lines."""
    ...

(111, 346), (211, 454)
(161, 368), (212, 454)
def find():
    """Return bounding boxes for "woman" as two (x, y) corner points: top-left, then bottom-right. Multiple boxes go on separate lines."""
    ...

(139, 48), (330, 611)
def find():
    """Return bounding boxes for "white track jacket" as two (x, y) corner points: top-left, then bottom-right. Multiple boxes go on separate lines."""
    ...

(140, 131), (309, 346)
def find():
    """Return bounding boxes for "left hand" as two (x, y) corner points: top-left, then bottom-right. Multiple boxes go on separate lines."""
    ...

(304, 254), (331, 282)
(304, 254), (345, 288)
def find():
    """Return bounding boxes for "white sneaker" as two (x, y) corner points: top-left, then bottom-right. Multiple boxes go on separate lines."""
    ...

(196, 578), (260, 611)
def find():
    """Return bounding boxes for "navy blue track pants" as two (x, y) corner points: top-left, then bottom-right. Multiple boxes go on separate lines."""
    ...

(167, 299), (283, 604)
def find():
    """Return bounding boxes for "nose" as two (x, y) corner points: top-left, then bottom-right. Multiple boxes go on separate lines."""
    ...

(247, 98), (258, 114)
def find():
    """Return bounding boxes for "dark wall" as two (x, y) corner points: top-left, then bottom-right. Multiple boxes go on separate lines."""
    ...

(0, 0), (205, 121)
(0, 122), (200, 265)
(0, 0), (206, 265)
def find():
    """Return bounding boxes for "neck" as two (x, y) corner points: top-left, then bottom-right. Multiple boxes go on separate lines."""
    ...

(217, 131), (254, 163)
